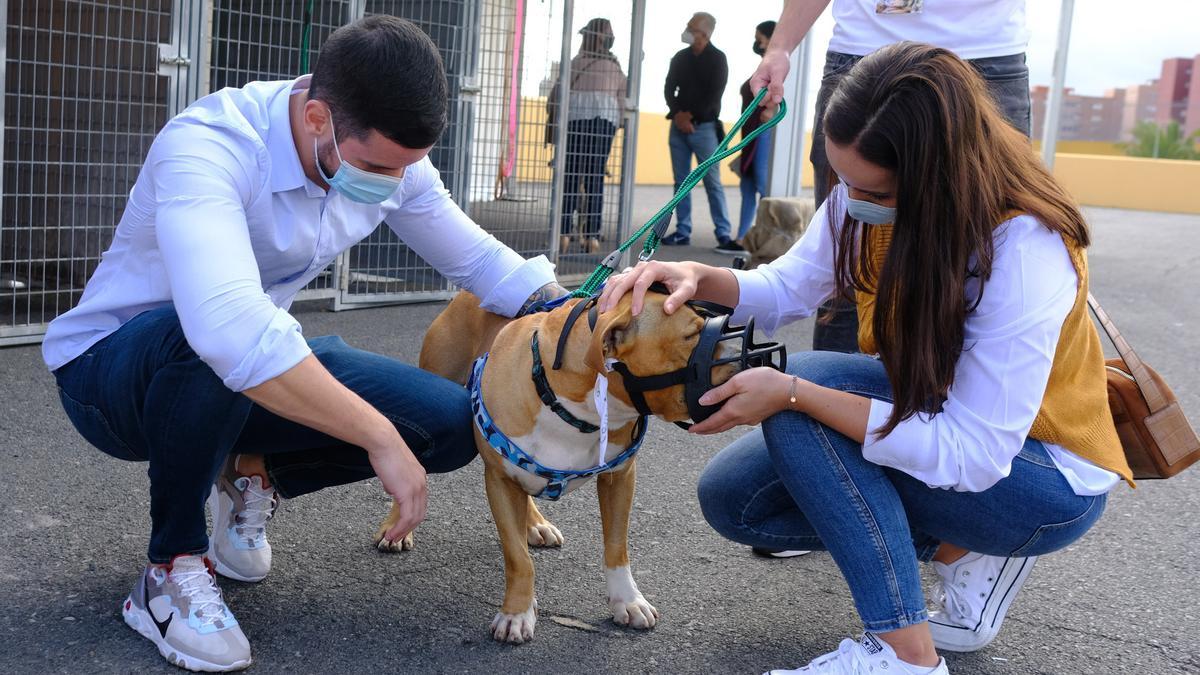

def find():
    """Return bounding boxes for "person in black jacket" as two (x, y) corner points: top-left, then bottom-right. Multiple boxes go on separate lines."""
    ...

(661, 11), (734, 249)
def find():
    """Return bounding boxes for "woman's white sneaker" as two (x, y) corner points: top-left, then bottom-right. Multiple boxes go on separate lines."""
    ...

(928, 552), (1038, 652)
(121, 555), (251, 672)
(206, 458), (277, 582)
(765, 633), (947, 674)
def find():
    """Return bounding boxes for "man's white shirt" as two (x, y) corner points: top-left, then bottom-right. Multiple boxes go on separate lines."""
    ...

(42, 78), (554, 391)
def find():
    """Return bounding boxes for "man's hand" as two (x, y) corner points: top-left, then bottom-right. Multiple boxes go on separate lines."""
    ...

(673, 111), (696, 135)
(368, 436), (429, 542)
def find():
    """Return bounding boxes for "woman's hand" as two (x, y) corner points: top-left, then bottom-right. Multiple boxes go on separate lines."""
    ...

(688, 367), (793, 435)
(598, 260), (700, 316)
(749, 49), (792, 107)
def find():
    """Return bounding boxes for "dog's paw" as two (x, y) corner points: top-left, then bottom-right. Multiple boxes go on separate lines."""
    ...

(490, 604), (537, 644)
(609, 595), (659, 630)
(527, 521), (563, 548)
(374, 528), (414, 553)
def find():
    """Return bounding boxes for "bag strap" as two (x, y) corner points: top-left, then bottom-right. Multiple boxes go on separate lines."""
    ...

(1087, 292), (1169, 412)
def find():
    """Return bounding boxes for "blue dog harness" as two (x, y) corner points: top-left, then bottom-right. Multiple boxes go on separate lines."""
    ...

(468, 347), (648, 501)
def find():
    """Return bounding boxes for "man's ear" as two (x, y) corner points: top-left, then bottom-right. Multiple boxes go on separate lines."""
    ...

(303, 99), (331, 137)
(584, 303), (635, 373)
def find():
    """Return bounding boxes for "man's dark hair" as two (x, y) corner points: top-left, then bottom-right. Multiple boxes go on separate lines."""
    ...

(309, 15), (448, 148)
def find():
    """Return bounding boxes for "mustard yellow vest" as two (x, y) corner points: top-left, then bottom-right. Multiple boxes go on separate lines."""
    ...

(855, 222), (1134, 486)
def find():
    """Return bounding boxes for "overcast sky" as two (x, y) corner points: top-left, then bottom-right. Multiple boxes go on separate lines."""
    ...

(531, 1), (1200, 126)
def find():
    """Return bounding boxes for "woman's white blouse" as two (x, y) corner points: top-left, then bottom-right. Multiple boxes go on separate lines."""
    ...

(730, 187), (1119, 495)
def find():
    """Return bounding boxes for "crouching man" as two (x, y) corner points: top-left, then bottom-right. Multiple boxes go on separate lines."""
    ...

(42, 16), (564, 671)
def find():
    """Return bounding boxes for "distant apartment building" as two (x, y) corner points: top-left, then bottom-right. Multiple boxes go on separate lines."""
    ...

(1156, 57), (1193, 128)
(1031, 86), (1124, 142)
(1035, 52), (1200, 142)
(1121, 82), (1159, 141)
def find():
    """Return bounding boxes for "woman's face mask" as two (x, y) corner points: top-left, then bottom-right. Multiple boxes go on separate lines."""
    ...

(845, 196), (897, 225)
(314, 115), (404, 204)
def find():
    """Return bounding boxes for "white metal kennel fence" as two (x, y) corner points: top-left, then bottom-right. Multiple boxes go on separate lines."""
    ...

(0, 0), (645, 346)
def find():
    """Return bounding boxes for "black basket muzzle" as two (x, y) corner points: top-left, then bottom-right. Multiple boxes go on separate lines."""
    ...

(551, 285), (787, 427)
(608, 298), (787, 427)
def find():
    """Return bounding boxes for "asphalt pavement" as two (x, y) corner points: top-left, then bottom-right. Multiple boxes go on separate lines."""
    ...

(2, 188), (1198, 674)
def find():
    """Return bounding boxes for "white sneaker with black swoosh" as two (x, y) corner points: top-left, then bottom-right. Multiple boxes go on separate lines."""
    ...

(122, 554), (251, 672)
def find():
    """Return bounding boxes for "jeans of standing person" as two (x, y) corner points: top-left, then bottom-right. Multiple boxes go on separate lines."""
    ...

(809, 51), (1033, 353)
(561, 117), (617, 239)
(696, 351), (1107, 633)
(737, 128), (773, 240)
(52, 306), (478, 564)
(668, 121), (734, 242)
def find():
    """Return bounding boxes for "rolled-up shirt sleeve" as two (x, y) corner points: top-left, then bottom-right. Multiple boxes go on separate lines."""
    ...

(729, 198), (838, 335)
(151, 128), (311, 391)
(861, 219), (1079, 492)
(384, 159), (556, 317)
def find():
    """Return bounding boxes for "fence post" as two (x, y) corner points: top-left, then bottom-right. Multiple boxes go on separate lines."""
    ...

(548, 0), (574, 263)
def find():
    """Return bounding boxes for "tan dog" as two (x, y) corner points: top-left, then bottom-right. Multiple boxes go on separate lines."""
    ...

(742, 196), (815, 269)
(374, 290), (734, 643)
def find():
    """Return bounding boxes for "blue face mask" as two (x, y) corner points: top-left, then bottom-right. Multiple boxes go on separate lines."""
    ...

(845, 196), (896, 225)
(315, 117), (403, 204)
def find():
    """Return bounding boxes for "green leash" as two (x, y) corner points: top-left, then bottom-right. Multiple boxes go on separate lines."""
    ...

(571, 88), (787, 298)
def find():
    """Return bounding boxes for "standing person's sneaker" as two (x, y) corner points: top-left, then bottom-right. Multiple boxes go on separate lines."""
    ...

(122, 555), (251, 672)
(751, 547), (811, 559)
(765, 633), (947, 674)
(928, 552), (1038, 652)
(660, 231), (691, 246)
(714, 239), (747, 256)
(207, 458), (277, 582)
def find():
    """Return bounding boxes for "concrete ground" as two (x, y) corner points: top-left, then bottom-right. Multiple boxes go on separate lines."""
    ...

(1, 186), (1198, 674)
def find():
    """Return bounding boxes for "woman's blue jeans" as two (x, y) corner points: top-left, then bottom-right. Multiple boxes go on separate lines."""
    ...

(737, 128), (773, 240)
(53, 307), (478, 563)
(697, 352), (1108, 633)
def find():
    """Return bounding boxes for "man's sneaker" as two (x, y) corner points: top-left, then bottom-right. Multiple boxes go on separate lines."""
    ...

(207, 458), (277, 582)
(928, 552), (1037, 652)
(660, 232), (691, 246)
(122, 555), (251, 672)
(766, 633), (947, 674)
(714, 239), (747, 256)
(751, 547), (812, 559)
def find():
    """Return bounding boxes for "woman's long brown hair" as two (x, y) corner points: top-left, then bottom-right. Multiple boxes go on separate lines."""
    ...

(822, 42), (1090, 436)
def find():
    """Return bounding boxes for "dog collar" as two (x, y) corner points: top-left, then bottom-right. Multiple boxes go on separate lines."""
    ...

(531, 331), (599, 434)
(468, 353), (647, 501)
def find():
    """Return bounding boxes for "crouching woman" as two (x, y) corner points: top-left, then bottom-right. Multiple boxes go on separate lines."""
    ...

(598, 41), (1131, 675)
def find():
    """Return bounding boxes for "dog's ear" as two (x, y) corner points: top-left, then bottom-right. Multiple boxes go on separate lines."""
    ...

(584, 302), (635, 373)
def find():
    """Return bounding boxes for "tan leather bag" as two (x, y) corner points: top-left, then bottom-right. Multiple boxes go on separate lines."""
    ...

(1090, 293), (1200, 478)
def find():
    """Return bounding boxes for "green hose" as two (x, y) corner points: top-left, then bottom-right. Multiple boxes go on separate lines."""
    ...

(299, 0), (315, 73)
(572, 87), (787, 298)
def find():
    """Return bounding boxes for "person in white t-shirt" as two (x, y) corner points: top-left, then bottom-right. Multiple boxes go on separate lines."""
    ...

(755, 0), (1032, 355)
(45, 16), (562, 672)
(599, 43), (1128, 675)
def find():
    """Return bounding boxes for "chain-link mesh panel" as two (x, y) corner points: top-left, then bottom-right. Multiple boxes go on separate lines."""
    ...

(0, 0), (182, 344)
(209, 0), (351, 298)
(332, 1), (471, 304)
(553, 1), (635, 278)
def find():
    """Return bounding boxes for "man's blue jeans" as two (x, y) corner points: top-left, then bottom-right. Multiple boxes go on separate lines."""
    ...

(668, 121), (733, 241)
(738, 128), (773, 240)
(52, 307), (477, 564)
(697, 352), (1108, 633)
